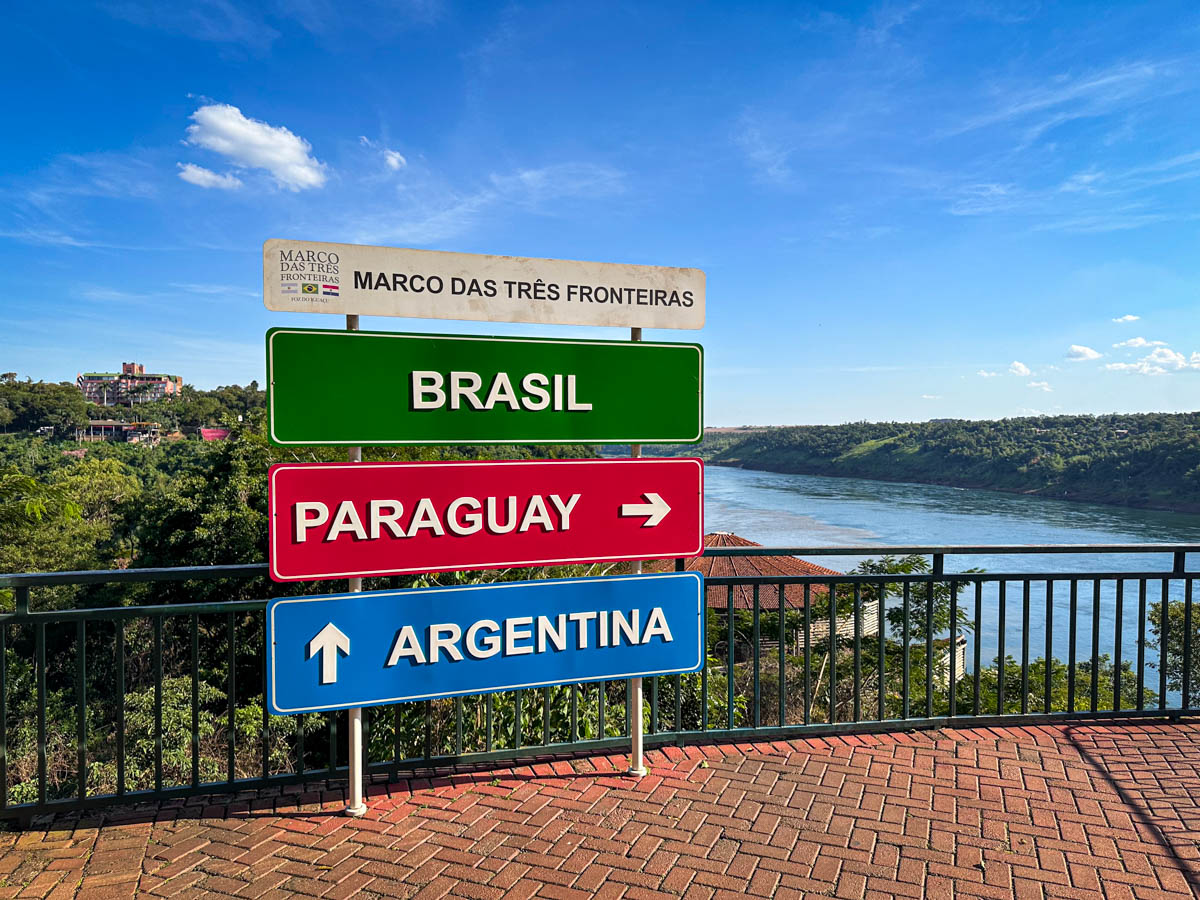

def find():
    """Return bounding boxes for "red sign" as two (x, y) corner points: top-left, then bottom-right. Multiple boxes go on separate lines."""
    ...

(268, 458), (703, 582)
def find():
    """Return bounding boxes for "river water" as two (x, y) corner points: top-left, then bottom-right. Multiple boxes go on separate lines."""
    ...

(704, 465), (1200, 686)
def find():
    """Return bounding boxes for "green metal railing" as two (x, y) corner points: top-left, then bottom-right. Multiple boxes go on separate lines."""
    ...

(0, 544), (1195, 820)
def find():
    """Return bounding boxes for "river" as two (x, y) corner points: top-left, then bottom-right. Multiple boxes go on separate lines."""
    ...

(704, 465), (1200, 688)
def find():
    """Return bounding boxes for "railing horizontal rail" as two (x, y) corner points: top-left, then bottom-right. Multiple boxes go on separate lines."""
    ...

(0, 563), (268, 588)
(705, 571), (1200, 585)
(3, 546), (1198, 589)
(706, 544), (1199, 556)
(3, 545), (1196, 589)
(0, 600), (267, 624)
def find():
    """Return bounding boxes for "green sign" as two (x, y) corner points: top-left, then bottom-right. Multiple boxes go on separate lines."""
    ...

(266, 328), (703, 446)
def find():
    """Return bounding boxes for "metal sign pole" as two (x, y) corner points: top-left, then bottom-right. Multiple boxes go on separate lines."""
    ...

(628, 326), (647, 778)
(344, 313), (368, 817)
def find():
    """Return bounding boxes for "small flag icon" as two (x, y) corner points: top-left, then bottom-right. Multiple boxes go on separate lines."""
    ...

(281, 284), (298, 294)
(322, 284), (340, 296)
(301, 283), (318, 295)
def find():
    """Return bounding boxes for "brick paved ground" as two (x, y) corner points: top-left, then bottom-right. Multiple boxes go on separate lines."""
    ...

(0, 720), (1198, 899)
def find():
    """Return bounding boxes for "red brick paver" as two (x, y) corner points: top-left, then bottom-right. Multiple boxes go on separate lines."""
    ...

(1, 721), (1198, 898)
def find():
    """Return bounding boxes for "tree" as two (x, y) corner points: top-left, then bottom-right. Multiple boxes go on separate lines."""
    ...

(1149, 598), (1200, 697)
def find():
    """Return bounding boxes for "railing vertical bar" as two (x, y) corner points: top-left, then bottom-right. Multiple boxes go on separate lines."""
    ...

(803, 585), (811, 726)
(597, 682), (605, 741)
(36, 622), (46, 807)
(902, 582), (911, 720)
(455, 698), (464, 756)
(570, 685), (578, 744)
(624, 676), (631, 738)
(423, 700), (431, 760)
(153, 615), (163, 794)
(997, 581), (1007, 715)
(1090, 580), (1101, 713)
(227, 612), (236, 783)
(752, 585), (761, 729)
(1159, 579), (1169, 711)
(972, 581), (982, 717)
(1068, 580), (1078, 713)
(116, 622), (124, 797)
(925, 580), (934, 719)
(486, 694), (494, 752)
(190, 614), (199, 788)
(1180, 578), (1190, 710)
(328, 713), (336, 776)
(76, 619), (86, 803)
(398, 710), (408, 772)
(297, 712), (306, 777)
(650, 677), (659, 736)
(675, 673), (682, 734)
(1044, 581), (1053, 715)
(544, 688), (552, 746)
(0, 623), (6, 809)
(829, 582), (837, 725)
(727, 585), (735, 729)
(778, 584), (786, 728)
(948, 580), (957, 718)
(261, 648), (270, 779)
(852, 584), (861, 723)
(1021, 580), (1030, 715)
(1114, 580), (1124, 713)
(878, 580), (887, 721)
(1137, 580), (1147, 711)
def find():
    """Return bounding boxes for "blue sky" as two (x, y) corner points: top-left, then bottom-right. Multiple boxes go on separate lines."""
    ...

(4, 1), (1200, 425)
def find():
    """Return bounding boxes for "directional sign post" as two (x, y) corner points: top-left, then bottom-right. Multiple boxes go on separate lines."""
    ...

(268, 458), (703, 581)
(261, 238), (708, 803)
(266, 573), (705, 715)
(266, 328), (703, 446)
(263, 240), (705, 330)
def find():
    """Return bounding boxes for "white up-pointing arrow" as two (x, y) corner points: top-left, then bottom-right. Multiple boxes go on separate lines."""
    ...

(620, 492), (672, 527)
(308, 623), (350, 685)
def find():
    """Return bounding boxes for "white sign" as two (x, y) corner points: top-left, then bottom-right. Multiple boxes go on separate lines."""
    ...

(263, 239), (705, 330)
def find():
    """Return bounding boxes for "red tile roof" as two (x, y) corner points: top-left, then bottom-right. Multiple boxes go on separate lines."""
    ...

(643, 532), (841, 610)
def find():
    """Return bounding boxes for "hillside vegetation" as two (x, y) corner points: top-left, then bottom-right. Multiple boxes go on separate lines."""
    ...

(660, 413), (1200, 512)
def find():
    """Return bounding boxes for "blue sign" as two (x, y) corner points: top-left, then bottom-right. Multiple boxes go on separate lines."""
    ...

(266, 572), (704, 715)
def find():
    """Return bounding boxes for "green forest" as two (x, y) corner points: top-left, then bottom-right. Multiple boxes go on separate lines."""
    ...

(659, 412), (1200, 512)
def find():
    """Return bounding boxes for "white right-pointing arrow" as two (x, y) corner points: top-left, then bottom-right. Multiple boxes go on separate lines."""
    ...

(308, 622), (350, 685)
(620, 492), (672, 527)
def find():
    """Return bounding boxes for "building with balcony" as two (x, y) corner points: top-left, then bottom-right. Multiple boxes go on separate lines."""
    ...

(76, 362), (183, 406)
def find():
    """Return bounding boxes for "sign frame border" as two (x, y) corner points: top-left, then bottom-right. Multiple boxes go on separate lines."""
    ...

(265, 327), (704, 447)
(262, 238), (706, 330)
(266, 572), (706, 714)
(267, 457), (705, 581)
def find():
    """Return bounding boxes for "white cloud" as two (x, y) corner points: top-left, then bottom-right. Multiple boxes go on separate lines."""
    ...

(359, 136), (407, 171)
(1106, 347), (1200, 375)
(1113, 336), (1167, 349)
(176, 162), (242, 190)
(1009, 361), (1031, 376)
(1027, 381), (1053, 392)
(1112, 314), (1140, 323)
(348, 162), (625, 246)
(1059, 171), (1103, 193)
(734, 115), (794, 184)
(1065, 344), (1101, 362)
(185, 104), (326, 191)
(977, 370), (1000, 377)
(170, 282), (257, 298)
(920, 394), (942, 400)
